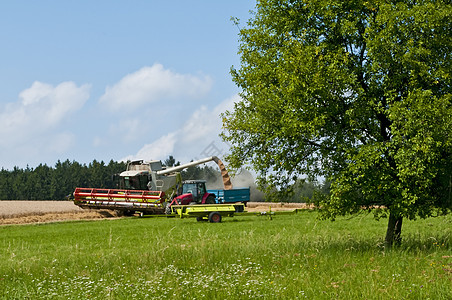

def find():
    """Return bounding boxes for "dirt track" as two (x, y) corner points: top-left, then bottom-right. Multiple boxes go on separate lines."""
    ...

(0, 201), (309, 225)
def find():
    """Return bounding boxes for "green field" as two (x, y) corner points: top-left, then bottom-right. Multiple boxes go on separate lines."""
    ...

(0, 211), (451, 299)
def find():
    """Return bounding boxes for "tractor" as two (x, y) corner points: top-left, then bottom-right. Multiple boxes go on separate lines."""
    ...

(171, 180), (216, 205)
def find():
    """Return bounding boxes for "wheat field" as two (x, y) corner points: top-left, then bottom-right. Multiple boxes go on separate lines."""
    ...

(0, 201), (115, 225)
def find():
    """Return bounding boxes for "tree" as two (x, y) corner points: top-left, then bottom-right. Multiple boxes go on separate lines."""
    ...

(222, 0), (451, 246)
(0, 168), (12, 199)
(163, 156), (180, 167)
(290, 179), (330, 203)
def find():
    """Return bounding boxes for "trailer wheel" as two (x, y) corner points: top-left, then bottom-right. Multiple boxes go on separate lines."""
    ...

(196, 216), (206, 222)
(208, 212), (222, 223)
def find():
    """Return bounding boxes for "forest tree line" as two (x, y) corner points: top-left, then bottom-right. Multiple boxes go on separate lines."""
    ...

(0, 159), (127, 200)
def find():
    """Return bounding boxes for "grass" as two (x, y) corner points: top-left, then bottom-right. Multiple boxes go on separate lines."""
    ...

(0, 211), (451, 299)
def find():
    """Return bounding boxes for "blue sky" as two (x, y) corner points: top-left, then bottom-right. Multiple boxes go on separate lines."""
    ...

(0, 1), (256, 169)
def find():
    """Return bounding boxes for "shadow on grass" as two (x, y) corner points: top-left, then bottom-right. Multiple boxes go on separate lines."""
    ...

(304, 233), (451, 254)
(397, 233), (451, 252)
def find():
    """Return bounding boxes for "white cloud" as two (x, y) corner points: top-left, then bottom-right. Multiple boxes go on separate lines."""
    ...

(121, 133), (177, 162)
(179, 94), (238, 144)
(179, 105), (211, 144)
(213, 93), (238, 115)
(123, 94), (240, 163)
(19, 81), (89, 126)
(99, 64), (213, 111)
(0, 81), (90, 162)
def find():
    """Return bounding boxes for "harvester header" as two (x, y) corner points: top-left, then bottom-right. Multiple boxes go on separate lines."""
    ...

(73, 188), (166, 214)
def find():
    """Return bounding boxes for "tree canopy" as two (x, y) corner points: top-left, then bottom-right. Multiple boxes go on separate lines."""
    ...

(222, 0), (451, 245)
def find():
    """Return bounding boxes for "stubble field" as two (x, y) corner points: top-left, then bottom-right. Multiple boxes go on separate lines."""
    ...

(0, 201), (116, 225)
(0, 201), (306, 225)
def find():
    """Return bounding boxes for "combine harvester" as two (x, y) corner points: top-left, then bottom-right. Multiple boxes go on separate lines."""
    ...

(73, 156), (250, 222)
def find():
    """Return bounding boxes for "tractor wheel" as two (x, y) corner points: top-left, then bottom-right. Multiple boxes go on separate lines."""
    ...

(208, 212), (222, 223)
(205, 195), (215, 204)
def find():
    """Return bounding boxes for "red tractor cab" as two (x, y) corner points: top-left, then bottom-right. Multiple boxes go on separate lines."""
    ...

(171, 180), (216, 205)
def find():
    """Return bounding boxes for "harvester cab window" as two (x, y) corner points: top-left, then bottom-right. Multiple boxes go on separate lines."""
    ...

(124, 176), (141, 190)
(123, 177), (131, 189)
(138, 175), (149, 190)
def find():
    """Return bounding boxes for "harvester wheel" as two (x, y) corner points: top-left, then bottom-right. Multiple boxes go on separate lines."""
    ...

(123, 210), (135, 216)
(208, 212), (222, 223)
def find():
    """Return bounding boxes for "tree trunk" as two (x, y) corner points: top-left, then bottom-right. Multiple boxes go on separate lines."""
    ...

(385, 212), (403, 247)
